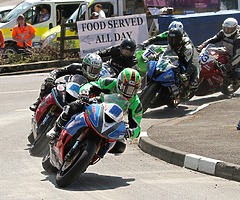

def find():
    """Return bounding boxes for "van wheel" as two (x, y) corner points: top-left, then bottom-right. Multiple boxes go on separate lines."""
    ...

(4, 44), (19, 55)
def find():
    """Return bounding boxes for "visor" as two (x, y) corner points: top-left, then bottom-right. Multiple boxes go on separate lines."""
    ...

(122, 83), (137, 98)
(168, 37), (181, 49)
(120, 49), (134, 57)
(84, 64), (101, 79)
(223, 26), (236, 34)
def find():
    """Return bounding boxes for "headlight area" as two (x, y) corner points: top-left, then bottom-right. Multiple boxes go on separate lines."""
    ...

(41, 32), (58, 47)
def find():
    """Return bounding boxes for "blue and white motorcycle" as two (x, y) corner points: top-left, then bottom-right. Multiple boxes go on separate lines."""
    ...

(42, 93), (128, 188)
(140, 49), (191, 113)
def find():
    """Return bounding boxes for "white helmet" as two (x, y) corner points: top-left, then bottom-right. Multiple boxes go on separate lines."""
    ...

(222, 18), (238, 37)
(168, 21), (184, 34)
(82, 53), (102, 80)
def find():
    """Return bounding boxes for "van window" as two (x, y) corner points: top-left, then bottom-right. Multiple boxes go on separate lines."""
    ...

(67, 7), (80, 23)
(56, 4), (81, 25)
(1, 2), (31, 22)
(24, 4), (51, 25)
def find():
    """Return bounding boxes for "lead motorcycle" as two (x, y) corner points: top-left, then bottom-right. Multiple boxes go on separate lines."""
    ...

(28, 74), (88, 156)
(196, 44), (240, 96)
(42, 93), (128, 188)
(139, 48), (192, 113)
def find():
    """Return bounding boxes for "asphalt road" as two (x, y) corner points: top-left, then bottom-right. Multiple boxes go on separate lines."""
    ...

(2, 0), (240, 198)
(1, 72), (240, 200)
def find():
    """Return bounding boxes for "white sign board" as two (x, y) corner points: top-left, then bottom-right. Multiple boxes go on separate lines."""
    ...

(77, 14), (149, 57)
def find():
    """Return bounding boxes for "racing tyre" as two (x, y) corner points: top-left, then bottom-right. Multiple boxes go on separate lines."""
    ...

(30, 115), (58, 157)
(56, 140), (97, 188)
(28, 130), (34, 144)
(221, 80), (240, 96)
(4, 44), (19, 55)
(140, 82), (160, 113)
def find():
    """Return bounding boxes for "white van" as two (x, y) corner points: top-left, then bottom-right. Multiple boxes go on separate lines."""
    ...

(0, 0), (84, 53)
(41, 0), (124, 48)
(0, 6), (15, 22)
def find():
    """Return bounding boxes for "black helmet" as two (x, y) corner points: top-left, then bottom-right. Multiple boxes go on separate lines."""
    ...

(167, 28), (183, 49)
(120, 38), (136, 57)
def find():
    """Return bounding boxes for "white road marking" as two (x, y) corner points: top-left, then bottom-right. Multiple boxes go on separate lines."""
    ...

(0, 90), (38, 94)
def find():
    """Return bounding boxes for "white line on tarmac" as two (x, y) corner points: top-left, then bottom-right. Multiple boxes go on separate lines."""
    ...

(0, 90), (38, 94)
(186, 103), (210, 115)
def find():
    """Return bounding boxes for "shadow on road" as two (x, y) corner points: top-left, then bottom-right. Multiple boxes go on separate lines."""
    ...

(143, 93), (240, 119)
(41, 171), (135, 191)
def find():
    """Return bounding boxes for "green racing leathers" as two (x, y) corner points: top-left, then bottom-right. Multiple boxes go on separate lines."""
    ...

(80, 77), (143, 139)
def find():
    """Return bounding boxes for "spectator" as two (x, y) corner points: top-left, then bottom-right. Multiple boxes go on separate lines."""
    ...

(32, 6), (42, 24)
(0, 29), (5, 49)
(12, 14), (36, 48)
(94, 4), (106, 19)
(39, 6), (50, 22)
(90, 12), (99, 19)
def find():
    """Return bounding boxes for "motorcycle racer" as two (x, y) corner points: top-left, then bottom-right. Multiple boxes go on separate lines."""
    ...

(96, 38), (138, 75)
(167, 28), (200, 89)
(139, 21), (188, 48)
(47, 68), (143, 163)
(29, 53), (103, 112)
(197, 17), (240, 79)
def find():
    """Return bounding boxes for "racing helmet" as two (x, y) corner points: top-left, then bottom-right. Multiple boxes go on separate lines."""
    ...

(222, 18), (238, 37)
(167, 28), (183, 50)
(82, 53), (102, 81)
(168, 21), (184, 34)
(120, 38), (136, 57)
(117, 68), (141, 99)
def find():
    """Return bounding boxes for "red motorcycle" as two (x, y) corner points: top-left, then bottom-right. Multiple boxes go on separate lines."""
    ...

(28, 74), (88, 156)
(196, 44), (240, 96)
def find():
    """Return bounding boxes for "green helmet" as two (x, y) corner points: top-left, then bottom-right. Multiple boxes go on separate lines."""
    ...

(82, 53), (102, 80)
(117, 68), (141, 99)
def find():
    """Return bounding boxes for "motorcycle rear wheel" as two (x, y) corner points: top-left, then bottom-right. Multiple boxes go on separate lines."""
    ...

(55, 140), (97, 188)
(42, 150), (58, 173)
(221, 80), (240, 95)
(140, 82), (160, 113)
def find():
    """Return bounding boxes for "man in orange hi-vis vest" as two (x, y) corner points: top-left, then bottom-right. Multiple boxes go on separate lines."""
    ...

(0, 29), (4, 49)
(12, 14), (36, 48)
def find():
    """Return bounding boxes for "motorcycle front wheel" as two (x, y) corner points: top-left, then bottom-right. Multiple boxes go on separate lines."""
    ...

(28, 130), (34, 144)
(140, 82), (160, 113)
(55, 139), (97, 188)
(30, 115), (57, 157)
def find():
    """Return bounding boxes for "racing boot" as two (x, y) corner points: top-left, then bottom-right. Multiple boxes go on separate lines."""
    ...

(46, 114), (67, 139)
(189, 73), (199, 90)
(29, 97), (41, 112)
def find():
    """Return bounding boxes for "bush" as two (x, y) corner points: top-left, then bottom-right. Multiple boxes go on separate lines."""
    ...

(0, 42), (80, 65)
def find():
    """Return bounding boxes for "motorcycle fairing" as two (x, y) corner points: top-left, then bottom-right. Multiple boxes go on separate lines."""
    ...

(147, 61), (157, 78)
(86, 103), (126, 140)
(51, 85), (66, 109)
(35, 93), (56, 123)
(147, 60), (176, 85)
(65, 112), (87, 136)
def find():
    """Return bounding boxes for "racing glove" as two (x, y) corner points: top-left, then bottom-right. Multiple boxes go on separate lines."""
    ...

(49, 69), (58, 80)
